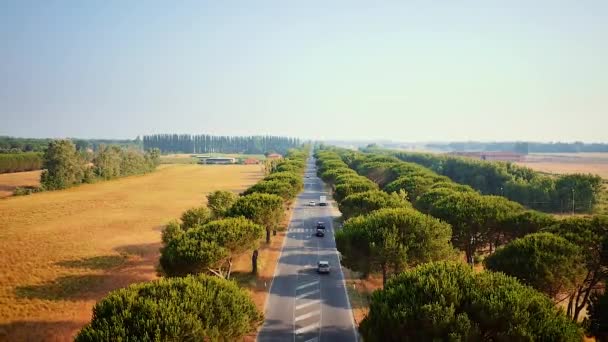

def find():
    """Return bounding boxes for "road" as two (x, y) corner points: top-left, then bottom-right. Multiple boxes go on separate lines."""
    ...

(257, 157), (358, 342)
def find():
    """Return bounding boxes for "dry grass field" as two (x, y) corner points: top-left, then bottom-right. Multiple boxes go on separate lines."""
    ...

(0, 164), (263, 341)
(516, 153), (608, 179)
(0, 170), (42, 198)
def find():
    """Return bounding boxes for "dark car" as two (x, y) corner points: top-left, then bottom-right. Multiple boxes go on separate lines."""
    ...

(316, 228), (325, 237)
(316, 221), (326, 230)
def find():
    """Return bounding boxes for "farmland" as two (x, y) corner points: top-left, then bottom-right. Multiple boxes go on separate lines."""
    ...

(516, 153), (608, 180)
(0, 164), (263, 341)
(0, 170), (42, 198)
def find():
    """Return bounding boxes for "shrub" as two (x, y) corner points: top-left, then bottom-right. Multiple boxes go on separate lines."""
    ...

(75, 275), (262, 341)
(359, 262), (582, 341)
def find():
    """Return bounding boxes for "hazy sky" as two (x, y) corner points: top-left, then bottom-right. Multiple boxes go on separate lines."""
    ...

(1, 1), (606, 142)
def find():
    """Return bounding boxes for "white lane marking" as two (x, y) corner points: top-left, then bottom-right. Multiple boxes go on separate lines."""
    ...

(295, 322), (320, 335)
(303, 338), (318, 342)
(295, 299), (320, 311)
(296, 288), (319, 299)
(295, 310), (320, 322)
(296, 281), (319, 291)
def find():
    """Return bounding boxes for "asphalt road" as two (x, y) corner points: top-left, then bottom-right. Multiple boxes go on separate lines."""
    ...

(257, 157), (358, 342)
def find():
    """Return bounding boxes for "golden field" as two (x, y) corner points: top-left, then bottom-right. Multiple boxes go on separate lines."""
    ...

(516, 153), (608, 179)
(0, 164), (264, 341)
(0, 170), (42, 198)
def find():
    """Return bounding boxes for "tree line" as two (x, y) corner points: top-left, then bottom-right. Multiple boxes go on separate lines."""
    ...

(363, 147), (604, 213)
(143, 134), (301, 155)
(0, 152), (42, 173)
(426, 141), (608, 153)
(24, 140), (160, 193)
(315, 146), (607, 340)
(0, 136), (142, 154)
(76, 146), (309, 340)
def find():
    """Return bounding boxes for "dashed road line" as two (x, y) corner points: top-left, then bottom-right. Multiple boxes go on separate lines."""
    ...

(296, 289), (319, 300)
(296, 281), (319, 291)
(295, 322), (320, 335)
(295, 299), (320, 311)
(294, 310), (320, 322)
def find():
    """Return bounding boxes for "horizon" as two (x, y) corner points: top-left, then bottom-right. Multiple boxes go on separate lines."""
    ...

(2, 1), (607, 141)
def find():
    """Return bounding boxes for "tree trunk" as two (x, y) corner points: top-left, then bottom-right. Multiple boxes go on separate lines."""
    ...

(266, 228), (271, 244)
(252, 249), (259, 274)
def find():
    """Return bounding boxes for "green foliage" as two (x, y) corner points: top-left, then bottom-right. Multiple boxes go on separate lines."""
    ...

(161, 220), (183, 244)
(243, 180), (298, 201)
(143, 134), (300, 155)
(339, 190), (410, 220)
(586, 289), (608, 341)
(334, 179), (378, 203)
(41, 140), (87, 190)
(93, 145), (159, 180)
(336, 207), (453, 285)
(206, 190), (237, 218)
(75, 274), (262, 341)
(555, 174), (604, 212)
(484, 232), (585, 299)
(160, 217), (264, 277)
(0, 152), (43, 173)
(180, 206), (213, 230)
(359, 261), (582, 342)
(228, 193), (284, 243)
(546, 215), (608, 320)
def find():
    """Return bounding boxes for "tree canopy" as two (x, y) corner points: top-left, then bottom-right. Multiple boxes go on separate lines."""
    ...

(228, 193), (284, 243)
(359, 261), (582, 342)
(206, 190), (237, 218)
(484, 232), (585, 299)
(336, 207), (453, 286)
(75, 275), (262, 341)
(338, 190), (410, 220)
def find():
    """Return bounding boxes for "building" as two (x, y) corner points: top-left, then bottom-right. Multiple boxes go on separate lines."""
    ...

(243, 158), (260, 165)
(200, 157), (236, 165)
(447, 151), (524, 162)
(267, 153), (283, 160)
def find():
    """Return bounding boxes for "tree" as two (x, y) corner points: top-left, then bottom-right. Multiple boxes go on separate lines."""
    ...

(359, 262), (582, 342)
(338, 190), (409, 220)
(334, 179), (378, 203)
(206, 190), (237, 218)
(40, 140), (86, 190)
(484, 232), (585, 300)
(243, 180), (297, 201)
(586, 289), (608, 342)
(228, 193), (284, 244)
(160, 217), (264, 278)
(336, 207), (453, 286)
(555, 174), (603, 213)
(75, 275), (262, 341)
(180, 206), (212, 230)
(546, 216), (608, 321)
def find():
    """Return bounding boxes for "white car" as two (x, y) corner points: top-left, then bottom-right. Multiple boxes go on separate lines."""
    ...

(308, 201), (315, 206)
(317, 261), (330, 274)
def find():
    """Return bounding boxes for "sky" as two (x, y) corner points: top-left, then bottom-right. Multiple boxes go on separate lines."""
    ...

(1, 1), (607, 142)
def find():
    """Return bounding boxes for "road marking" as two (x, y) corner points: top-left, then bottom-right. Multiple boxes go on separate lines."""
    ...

(295, 310), (320, 322)
(296, 289), (319, 299)
(303, 338), (318, 342)
(296, 281), (319, 291)
(295, 322), (320, 335)
(295, 299), (320, 310)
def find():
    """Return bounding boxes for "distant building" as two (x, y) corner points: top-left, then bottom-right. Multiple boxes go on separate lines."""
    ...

(267, 153), (283, 160)
(201, 157), (236, 165)
(447, 151), (524, 162)
(243, 158), (260, 165)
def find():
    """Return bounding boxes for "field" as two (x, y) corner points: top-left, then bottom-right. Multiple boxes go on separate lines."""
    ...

(516, 153), (608, 179)
(0, 164), (264, 341)
(0, 170), (42, 198)
(160, 153), (267, 165)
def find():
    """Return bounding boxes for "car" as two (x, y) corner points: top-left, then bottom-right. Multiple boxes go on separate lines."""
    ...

(316, 222), (325, 229)
(305, 175), (310, 178)
(317, 261), (330, 274)
(316, 228), (325, 237)
(308, 201), (315, 206)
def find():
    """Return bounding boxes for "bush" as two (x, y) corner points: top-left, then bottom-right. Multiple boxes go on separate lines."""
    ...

(75, 274), (262, 341)
(12, 186), (43, 196)
(359, 261), (582, 341)
(41, 140), (86, 190)
(484, 232), (585, 299)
